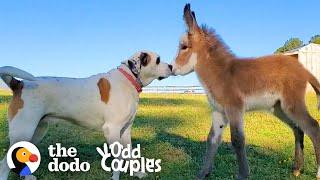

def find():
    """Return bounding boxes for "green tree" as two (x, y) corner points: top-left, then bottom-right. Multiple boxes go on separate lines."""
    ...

(309, 35), (320, 44)
(275, 38), (303, 53)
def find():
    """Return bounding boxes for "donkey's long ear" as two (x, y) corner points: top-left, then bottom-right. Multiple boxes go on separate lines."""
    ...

(183, 4), (199, 34)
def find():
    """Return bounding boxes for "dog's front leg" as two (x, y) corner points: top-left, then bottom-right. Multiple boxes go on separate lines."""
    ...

(120, 122), (147, 179)
(102, 122), (122, 180)
(197, 111), (228, 179)
(0, 155), (10, 180)
(24, 175), (37, 180)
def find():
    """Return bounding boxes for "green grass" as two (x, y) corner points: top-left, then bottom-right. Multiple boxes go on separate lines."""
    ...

(0, 93), (319, 179)
(0, 89), (11, 96)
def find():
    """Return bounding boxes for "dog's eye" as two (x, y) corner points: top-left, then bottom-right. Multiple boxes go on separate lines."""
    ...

(156, 57), (160, 65)
(181, 45), (188, 50)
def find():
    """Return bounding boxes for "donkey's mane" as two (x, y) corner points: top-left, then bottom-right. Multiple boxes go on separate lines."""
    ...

(201, 25), (234, 60)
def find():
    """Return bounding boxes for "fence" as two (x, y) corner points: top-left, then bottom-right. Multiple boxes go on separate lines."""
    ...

(143, 86), (205, 94)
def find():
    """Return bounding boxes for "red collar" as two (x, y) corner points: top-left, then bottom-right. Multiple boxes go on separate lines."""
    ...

(118, 67), (142, 93)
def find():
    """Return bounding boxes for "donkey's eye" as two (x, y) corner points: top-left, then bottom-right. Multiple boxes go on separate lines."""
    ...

(156, 57), (160, 65)
(181, 45), (188, 50)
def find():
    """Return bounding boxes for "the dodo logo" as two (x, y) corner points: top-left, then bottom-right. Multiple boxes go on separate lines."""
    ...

(7, 141), (41, 176)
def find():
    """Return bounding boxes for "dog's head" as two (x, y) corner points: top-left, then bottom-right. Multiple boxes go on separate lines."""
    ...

(122, 51), (173, 86)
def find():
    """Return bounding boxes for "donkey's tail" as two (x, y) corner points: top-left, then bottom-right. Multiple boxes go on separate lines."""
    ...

(307, 70), (320, 110)
(0, 66), (36, 91)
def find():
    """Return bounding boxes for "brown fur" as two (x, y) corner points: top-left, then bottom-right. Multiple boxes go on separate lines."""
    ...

(98, 78), (111, 104)
(177, 27), (320, 109)
(175, 4), (320, 179)
(8, 79), (24, 121)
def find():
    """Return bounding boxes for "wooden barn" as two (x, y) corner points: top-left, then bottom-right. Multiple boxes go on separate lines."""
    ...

(284, 43), (320, 90)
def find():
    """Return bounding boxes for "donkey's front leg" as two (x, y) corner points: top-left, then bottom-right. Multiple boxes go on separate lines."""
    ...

(197, 111), (228, 179)
(225, 106), (250, 180)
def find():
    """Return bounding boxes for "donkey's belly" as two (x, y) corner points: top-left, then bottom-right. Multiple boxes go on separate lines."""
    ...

(244, 92), (280, 111)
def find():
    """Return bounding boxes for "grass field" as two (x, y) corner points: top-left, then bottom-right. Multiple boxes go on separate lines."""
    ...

(0, 92), (319, 179)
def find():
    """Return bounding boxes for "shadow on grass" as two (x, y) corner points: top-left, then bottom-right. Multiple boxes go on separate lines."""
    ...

(134, 113), (183, 130)
(152, 131), (302, 179)
(139, 97), (204, 107)
(5, 119), (308, 179)
(2, 95), (315, 179)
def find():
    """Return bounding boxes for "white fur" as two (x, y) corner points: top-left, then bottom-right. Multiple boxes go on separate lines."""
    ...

(244, 92), (280, 111)
(212, 111), (226, 143)
(317, 166), (320, 178)
(172, 33), (197, 76)
(0, 51), (172, 180)
(180, 34), (188, 45)
(172, 53), (197, 75)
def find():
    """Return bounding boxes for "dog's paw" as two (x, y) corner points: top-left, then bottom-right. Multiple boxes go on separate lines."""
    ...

(197, 168), (211, 180)
(24, 175), (37, 180)
(134, 171), (148, 179)
(111, 171), (120, 180)
(196, 173), (207, 180)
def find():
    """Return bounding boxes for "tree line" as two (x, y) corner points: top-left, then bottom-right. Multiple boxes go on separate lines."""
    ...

(275, 35), (320, 53)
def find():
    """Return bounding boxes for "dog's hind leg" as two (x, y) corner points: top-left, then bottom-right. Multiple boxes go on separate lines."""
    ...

(0, 105), (44, 180)
(273, 101), (304, 176)
(31, 118), (49, 144)
(197, 111), (229, 179)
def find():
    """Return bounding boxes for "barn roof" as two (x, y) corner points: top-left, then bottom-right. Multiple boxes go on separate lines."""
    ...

(284, 43), (320, 55)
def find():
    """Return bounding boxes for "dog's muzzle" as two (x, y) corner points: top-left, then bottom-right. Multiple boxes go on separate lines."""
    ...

(158, 77), (166, 80)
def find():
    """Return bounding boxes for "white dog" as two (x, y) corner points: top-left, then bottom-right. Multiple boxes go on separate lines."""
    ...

(0, 51), (172, 180)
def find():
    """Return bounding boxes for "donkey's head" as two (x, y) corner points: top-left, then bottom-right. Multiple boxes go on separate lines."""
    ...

(172, 4), (233, 76)
(171, 4), (203, 76)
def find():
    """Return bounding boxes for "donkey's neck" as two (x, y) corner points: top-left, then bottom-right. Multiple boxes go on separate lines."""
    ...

(195, 39), (234, 104)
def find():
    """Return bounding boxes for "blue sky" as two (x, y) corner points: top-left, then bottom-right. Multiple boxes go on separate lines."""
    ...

(0, 0), (319, 88)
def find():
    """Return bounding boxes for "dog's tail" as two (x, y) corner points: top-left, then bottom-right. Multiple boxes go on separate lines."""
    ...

(0, 66), (36, 91)
(307, 70), (320, 110)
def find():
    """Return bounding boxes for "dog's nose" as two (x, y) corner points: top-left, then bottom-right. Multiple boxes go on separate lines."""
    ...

(168, 64), (173, 71)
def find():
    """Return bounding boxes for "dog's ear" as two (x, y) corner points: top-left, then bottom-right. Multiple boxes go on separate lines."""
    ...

(183, 4), (199, 34)
(140, 52), (150, 67)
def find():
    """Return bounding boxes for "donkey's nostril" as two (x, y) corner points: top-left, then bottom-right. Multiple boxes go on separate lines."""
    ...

(168, 64), (173, 71)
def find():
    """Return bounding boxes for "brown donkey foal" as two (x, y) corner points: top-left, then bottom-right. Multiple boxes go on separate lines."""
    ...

(172, 4), (320, 180)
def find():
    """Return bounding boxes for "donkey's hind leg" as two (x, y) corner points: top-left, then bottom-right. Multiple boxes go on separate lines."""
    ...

(273, 101), (304, 176)
(281, 100), (320, 179)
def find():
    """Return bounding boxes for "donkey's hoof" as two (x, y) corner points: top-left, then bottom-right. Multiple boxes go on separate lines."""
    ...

(293, 169), (301, 177)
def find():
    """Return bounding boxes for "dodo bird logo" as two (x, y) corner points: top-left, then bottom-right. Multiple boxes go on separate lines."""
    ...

(7, 141), (41, 176)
